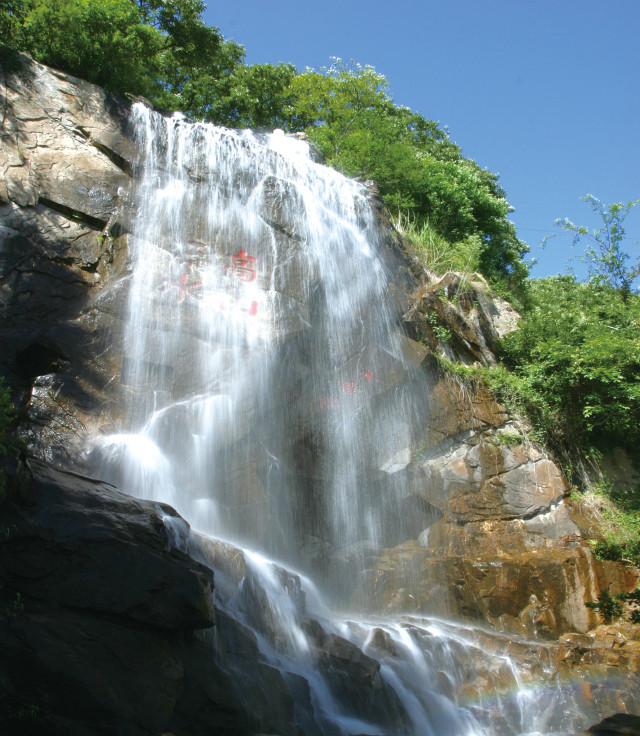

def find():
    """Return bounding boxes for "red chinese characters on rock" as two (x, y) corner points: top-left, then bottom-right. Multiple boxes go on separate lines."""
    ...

(159, 271), (202, 303)
(318, 397), (339, 409)
(224, 249), (259, 317)
(225, 249), (257, 283)
(157, 248), (260, 318)
(319, 370), (380, 409)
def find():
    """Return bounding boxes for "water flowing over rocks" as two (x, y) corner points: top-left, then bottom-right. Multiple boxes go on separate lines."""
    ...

(1, 54), (639, 734)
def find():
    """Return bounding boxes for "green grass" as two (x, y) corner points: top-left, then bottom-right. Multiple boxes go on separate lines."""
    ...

(393, 213), (483, 278)
(573, 482), (640, 566)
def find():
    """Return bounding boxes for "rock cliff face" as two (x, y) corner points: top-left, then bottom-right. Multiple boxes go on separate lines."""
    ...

(352, 269), (633, 638)
(1, 53), (639, 734)
(0, 456), (308, 735)
(0, 52), (134, 468)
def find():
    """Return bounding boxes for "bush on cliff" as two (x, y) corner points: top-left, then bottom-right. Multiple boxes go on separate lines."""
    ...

(0, 0), (241, 99)
(499, 276), (640, 457)
(288, 59), (529, 289)
(1, 3), (529, 289)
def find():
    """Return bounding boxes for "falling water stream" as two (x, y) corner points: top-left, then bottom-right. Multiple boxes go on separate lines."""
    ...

(86, 106), (591, 736)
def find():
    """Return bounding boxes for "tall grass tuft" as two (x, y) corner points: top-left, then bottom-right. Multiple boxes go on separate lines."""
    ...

(393, 213), (483, 277)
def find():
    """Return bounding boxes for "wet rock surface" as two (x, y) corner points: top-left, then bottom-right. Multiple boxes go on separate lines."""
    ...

(578, 713), (640, 735)
(2, 54), (640, 734)
(0, 456), (301, 735)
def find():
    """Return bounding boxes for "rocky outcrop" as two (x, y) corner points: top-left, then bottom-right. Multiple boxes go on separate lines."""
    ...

(0, 455), (302, 735)
(352, 272), (639, 637)
(1, 52), (135, 465)
(1, 457), (215, 627)
(2, 52), (639, 735)
(403, 270), (520, 366)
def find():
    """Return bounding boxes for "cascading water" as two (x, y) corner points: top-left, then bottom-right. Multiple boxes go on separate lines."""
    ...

(86, 105), (591, 736)
(89, 103), (428, 590)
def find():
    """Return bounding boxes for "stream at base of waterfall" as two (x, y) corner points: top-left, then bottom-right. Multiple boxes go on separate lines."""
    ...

(84, 105), (595, 736)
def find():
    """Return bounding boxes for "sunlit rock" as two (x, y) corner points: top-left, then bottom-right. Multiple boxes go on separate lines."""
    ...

(2, 53), (639, 736)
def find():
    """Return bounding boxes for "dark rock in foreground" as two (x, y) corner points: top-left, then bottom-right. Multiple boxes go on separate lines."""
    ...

(578, 713), (640, 735)
(0, 456), (298, 735)
(1, 457), (215, 629)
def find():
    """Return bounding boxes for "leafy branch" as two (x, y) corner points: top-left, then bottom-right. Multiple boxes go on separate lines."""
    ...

(543, 195), (639, 302)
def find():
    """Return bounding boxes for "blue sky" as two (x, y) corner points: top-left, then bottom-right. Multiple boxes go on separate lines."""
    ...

(204, 0), (639, 280)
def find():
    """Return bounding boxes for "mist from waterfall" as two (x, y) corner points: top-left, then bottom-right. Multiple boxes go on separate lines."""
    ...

(89, 104), (426, 591)
(85, 105), (591, 736)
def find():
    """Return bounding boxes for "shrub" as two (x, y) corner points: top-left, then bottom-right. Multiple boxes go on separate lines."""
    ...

(585, 590), (623, 622)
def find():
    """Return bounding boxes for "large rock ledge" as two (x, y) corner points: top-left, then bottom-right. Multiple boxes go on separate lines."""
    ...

(0, 457), (215, 628)
(0, 456), (299, 735)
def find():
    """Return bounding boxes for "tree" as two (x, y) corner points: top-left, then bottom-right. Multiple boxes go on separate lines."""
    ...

(545, 195), (639, 302)
(0, 0), (22, 39)
(0, 0), (242, 101)
(289, 59), (529, 287)
(499, 276), (640, 455)
(173, 61), (306, 129)
(2, 0), (164, 95)
(136, 0), (245, 115)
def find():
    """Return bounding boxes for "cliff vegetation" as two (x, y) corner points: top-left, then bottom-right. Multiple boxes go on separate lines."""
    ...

(2, 0), (639, 571)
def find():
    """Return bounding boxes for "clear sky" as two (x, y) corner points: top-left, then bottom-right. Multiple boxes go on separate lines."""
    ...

(203, 0), (639, 280)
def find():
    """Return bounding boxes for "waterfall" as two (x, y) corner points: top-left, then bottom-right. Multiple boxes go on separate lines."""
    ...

(85, 106), (588, 736)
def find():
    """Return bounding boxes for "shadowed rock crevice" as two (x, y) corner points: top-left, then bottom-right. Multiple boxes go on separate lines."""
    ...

(37, 196), (110, 231)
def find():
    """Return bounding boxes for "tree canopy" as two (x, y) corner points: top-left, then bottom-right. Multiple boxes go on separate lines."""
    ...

(2, 0), (161, 94)
(1, 3), (529, 287)
(0, 0), (248, 99)
(288, 60), (529, 287)
(495, 198), (640, 461)
(499, 276), (640, 455)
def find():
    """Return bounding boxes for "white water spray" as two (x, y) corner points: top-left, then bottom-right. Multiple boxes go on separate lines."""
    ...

(85, 106), (594, 735)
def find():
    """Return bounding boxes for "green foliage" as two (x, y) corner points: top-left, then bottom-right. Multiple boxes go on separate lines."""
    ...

(592, 539), (624, 562)
(426, 313), (452, 343)
(585, 589), (623, 622)
(586, 587), (640, 625)
(618, 589), (640, 624)
(139, 0), (246, 117)
(498, 276), (640, 456)
(0, 0), (23, 38)
(0, 1), (21, 62)
(0, 0), (243, 102)
(495, 429), (522, 448)
(289, 59), (529, 288)
(4, 0), (165, 95)
(544, 195), (639, 301)
(411, 438), (428, 463)
(576, 481), (640, 567)
(591, 537), (640, 567)
(178, 61), (307, 129)
(393, 213), (483, 276)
